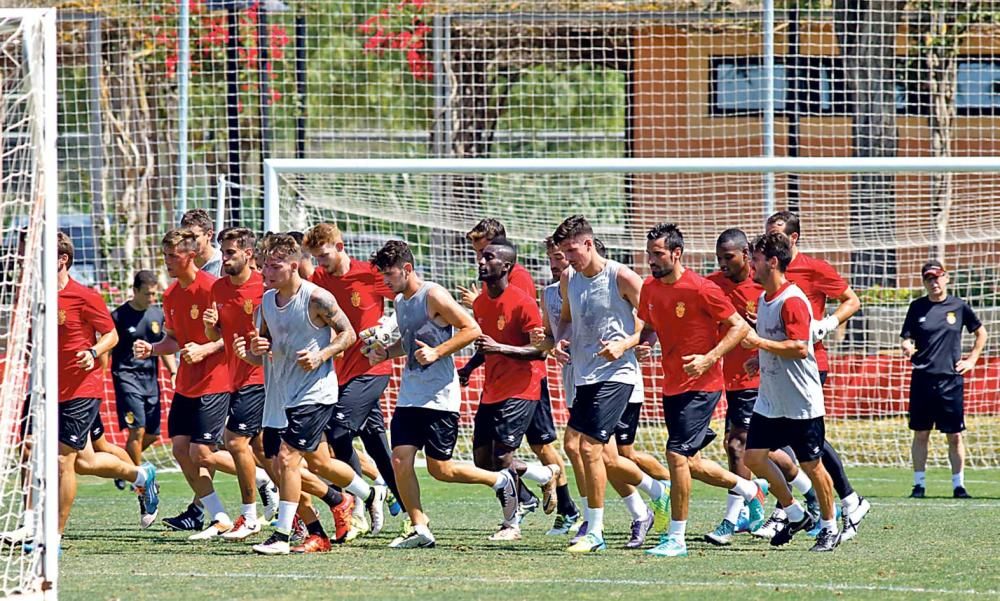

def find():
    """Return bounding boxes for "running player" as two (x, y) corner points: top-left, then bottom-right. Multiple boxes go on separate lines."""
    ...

(180, 209), (222, 277)
(367, 240), (520, 549)
(636, 223), (766, 558)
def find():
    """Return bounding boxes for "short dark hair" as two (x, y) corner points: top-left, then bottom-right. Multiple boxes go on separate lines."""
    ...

(57, 231), (74, 268)
(132, 270), (158, 290)
(371, 240), (414, 271)
(286, 230), (305, 245)
(543, 236), (557, 251)
(466, 218), (506, 243)
(218, 227), (256, 249)
(751, 232), (793, 272)
(179, 208), (213, 233)
(485, 236), (517, 264)
(716, 228), (749, 250)
(161, 228), (199, 253)
(259, 233), (303, 262)
(766, 210), (800, 238)
(646, 222), (684, 251)
(552, 215), (593, 245)
(593, 237), (607, 258)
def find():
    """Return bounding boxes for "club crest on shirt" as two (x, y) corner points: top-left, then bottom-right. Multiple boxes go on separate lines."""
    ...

(675, 302), (686, 318)
(746, 300), (756, 315)
(190, 304), (200, 320)
(351, 291), (362, 308)
(58, 309), (66, 326)
(497, 315), (506, 331)
(946, 311), (957, 325)
(150, 321), (160, 334)
(243, 299), (254, 315)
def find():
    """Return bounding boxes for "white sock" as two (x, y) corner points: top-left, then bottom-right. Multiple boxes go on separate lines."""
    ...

(276, 500), (297, 533)
(730, 476), (757, 501)
(254, 467), (272, 489)
(789, 470), (812, 495)
(622, 492), (647, 521)
(819, 518), (838, 534)
(914, 471), (926, 487)
(841, 492), (860, 516)
(522, 464), (554, 484)
(578, 496), (588, 515)
(132, 467), (147, 489)
(587, 506), (604, 538)
(637, 474), (665, 500)
(784, 501), (805, 523)
(492, 470), (511, 491)
(345, 475), (372, 503)
(667, 519), (686, 537)
(724, 492), (743, 524)
(352, 494), (365, 518)
(374, 475), (387, 486)
(952, 472), (964, 488)
(241, 503), (258, 523)
(414, 523), (433, 537)
(200, 492), (227, 521)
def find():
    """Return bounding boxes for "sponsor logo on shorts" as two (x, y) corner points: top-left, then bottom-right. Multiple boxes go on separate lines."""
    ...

(298, 438), (307, 447)
(190, 304), (200, 320)
(335, 412), (346, 421)
(675, 302), (686, 318)
(69, 434), (78, 442)
(202, 432), (212, 440)
(811, 446), (820, 456)
(238, 423), (248, 432)
(598, 429), (607, 439)
(946, 311), (957, 325)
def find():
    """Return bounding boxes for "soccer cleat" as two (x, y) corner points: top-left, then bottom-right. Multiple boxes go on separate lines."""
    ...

(114, 478), (128, 491)
(566, 532), (606, 553)
(751, 508), (784, 540)
(386, 491), (402, 517)
(704, 519), (736, 546)
(344, 514), (370, 543)
(291, 516), (309, 544)
(292, 533), (332, 553)
(646, 533), (687, 557)
(221, 515), (261, 540)
(163, 504), (204, 532)
(0, 526), (33, 546)
(488, 523), (522, 542)
(809, 527), (841, 552)
(840, 496), (871, 542)
(366, 485), (388, 536)
(805, 493), (821, 524)
(909, 484), (926, 498)
(188, 518), (233, 541)
(330, 494), (355, 543)
(137, 463), (159, 527)
(388, 527), (436, 549)
(954, 486), (972, 499)
(769, 512), (815, 547)
(515, 496), (538, 525)
(397, 515), (414, 540)
(541, 464), (561, 515)
(746, 481), (768, 532)
(625, 508), (655, 549)
(546, 512), (580, 536)
(650, 490), (671, 533)
(258, 481), (280, 522)
(252, 532), (290, 555)
(497, 469), (521, 525)
(568, 520), (590, 545)
(734, 505), (752, 533)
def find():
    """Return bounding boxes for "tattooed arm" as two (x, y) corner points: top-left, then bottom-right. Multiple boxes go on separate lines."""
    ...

(301, 287), (357, 371)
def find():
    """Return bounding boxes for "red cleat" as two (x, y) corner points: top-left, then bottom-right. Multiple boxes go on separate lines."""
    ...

(331, 495), (355, 543)
(291, 533), (332, 553)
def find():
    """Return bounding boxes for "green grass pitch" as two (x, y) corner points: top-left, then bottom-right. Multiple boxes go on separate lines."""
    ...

(59, 467), (1000, 601)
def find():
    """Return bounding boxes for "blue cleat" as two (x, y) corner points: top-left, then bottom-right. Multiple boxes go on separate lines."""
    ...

(646, 533), (687, 557)
(387, 491), (402, 517)
(746, 480), (768, 532)
(139, 462), (159, 529)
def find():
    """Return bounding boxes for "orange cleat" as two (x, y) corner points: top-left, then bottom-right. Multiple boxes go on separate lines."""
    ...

(291, 533), (332, 553)
(331, 495), (355, 543)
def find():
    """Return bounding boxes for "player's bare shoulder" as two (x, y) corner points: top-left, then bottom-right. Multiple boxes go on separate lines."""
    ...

(309, 285), (348, 329)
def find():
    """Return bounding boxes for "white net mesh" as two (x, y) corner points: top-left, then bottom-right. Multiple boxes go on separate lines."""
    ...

(270, 160), (1000, 468)
(0, 9), (54, 597)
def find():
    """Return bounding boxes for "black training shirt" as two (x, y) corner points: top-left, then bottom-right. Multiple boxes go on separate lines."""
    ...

(901, 295), (982, 375)
(111, 302), (166, 397)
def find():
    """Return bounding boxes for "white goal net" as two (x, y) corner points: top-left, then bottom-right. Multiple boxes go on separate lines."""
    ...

(0, 8), (58, 599)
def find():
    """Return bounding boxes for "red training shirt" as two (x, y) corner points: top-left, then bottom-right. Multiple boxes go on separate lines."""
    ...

(784, 252), (848, 373)
(472, 285), (546, 405)
(509, 263), (537, 301)
(211, 270), (265, 391)
(638, 269), (737, 397)
(58, 277), (116, 402)
(163, 270), (230, 397)
(707, 271), (762, 391)
(311, 257), (394, 383)
(765, 282), (812, 341)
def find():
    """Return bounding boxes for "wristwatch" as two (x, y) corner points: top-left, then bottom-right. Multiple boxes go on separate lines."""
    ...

(87, 348), (98, 360)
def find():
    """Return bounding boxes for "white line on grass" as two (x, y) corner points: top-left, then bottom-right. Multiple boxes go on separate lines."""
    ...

(127, 571), (998, 597)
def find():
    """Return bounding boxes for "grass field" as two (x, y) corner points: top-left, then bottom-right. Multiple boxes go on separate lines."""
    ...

(59, 467), (1000, 601)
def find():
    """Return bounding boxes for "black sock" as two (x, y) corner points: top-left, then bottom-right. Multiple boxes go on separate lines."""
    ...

(273, 530), (290, 542)
(821, 441), (855, 499)
(306, 519), (326, 538)
(556, 484), (577, 516)
(321, 486), (344, 508)
(518, 480), (537, 505)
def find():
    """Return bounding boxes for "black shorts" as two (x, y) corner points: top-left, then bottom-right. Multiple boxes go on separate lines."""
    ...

(59, 397), (100, 451)
(725, 389), (757, 432)
(262, 427), (284, 459)
(567, 381), (632, 444)
(328, 375), (390, 440)
(283, 403), (336, 452)
(614, 403), (642, 447)
(168, 392), (231, 446)
(89, 410), (105, 441)
(390, 406), (459, 461)
(226, 384), (266, 438)
(115, 385), (161, 435)
(663, 390), (721, 457)
(525, 378), (558, 446)
(909, 371), (965, 433)
(361, 402), (387, 435)
(746, 413), (826, 462)
(473, 398), (538, 451)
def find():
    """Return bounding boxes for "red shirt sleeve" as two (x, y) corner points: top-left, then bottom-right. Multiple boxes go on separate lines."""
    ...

(701, 280), (737, 322)
(781, 296), (812, 341)
(811, 257), (848, 300)
(520, 295), (543, 332)
(83, 289), (115, 334)
(510, 266), (537, 300)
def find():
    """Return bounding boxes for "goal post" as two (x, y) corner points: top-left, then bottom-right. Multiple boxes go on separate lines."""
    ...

(264, 156), (1000, 468)
(0, 7), (59, 598)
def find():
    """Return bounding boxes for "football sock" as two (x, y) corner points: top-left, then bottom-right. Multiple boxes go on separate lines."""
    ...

(587, 507), (604, 538)
(789, 470), (812, 495)
(820, 518), (838, 534)
(492, 469), (511, 491)
(200, 492), (227, 522)
(556, 484), (577, 516)
(321, 486), (344, 508)
(637, 474), (666, 500)
(374, 475), (387, 486)
(622, 492), (647, 521)
(276, 501), (297, 534)
(841, 492), (860, 516)
(822, 441), (855, 498)
(730, 476), (757, 501)
(784, 501), (805, 523)
(952, 471), (964, 488)
(344, 476), (372, 502)
(724, 491), (743, 524)
(914, 471), (926, 487)
(306, 519), (327, 538)
(241, 503), (257, 523)
(254, 467), (272, 489)
(522, 464), (554, 484)
(132, 467), (147, 489)
(668, 520), (686, 537)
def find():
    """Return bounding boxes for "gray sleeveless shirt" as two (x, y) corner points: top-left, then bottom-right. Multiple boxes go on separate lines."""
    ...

(544, 279), (576, 407)
(260, 279), (338, 428)
(395, 282), (461, 413)
(567, 259), (639, 386)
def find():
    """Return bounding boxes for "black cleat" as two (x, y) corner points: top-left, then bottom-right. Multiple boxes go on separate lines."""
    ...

(909, 484), (925, 499)
(163, 503), (204, 531)
(953, 486), (972, 499)
(770, 512), (815, 547)
(809, 527), (841, 552)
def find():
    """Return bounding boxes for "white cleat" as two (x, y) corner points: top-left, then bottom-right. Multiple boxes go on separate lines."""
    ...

(252, 533), (290, 555)
(221, 515), (262, 540)
(188, 518), (233, 541)
(389, 526), (436, 549)
(488, 523), (522, 542)
(841, 496), (871, 542)
(366, 485), (388, 536)
(258, 481), (280, 523)
(751, 508), (785, 540)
